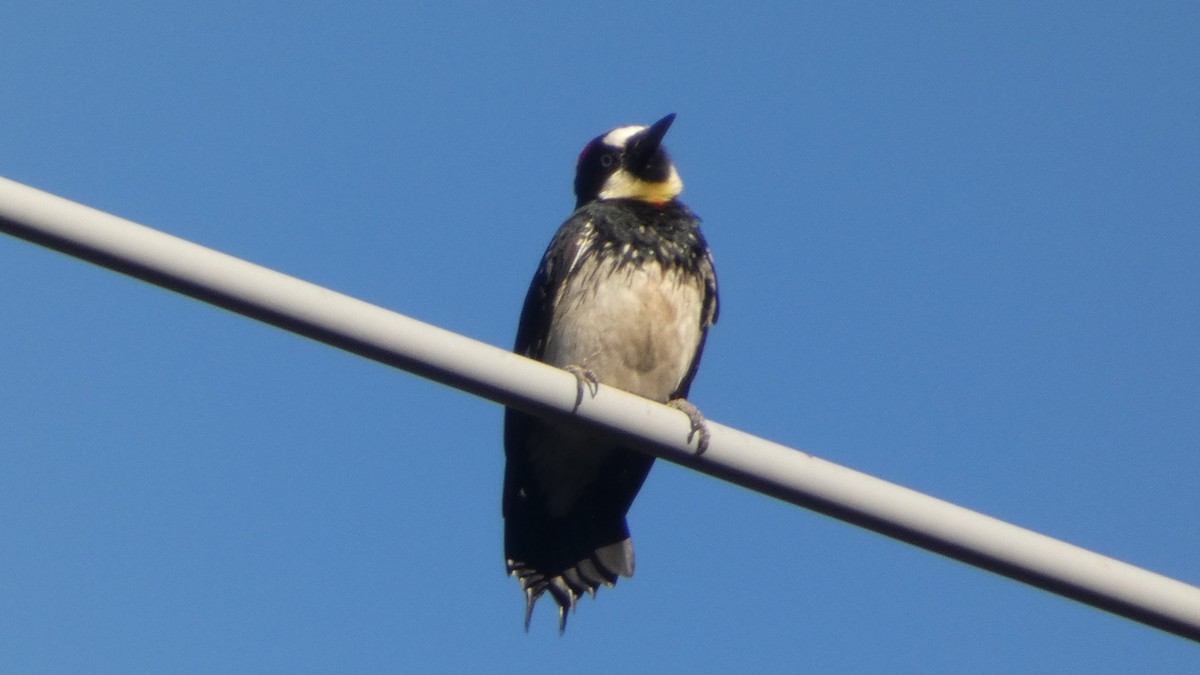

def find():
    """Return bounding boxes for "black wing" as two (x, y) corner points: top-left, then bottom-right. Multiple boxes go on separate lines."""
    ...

(503, 211), (591, 519)
(670, 227), (719, 400)
(511, 213), (591, 360)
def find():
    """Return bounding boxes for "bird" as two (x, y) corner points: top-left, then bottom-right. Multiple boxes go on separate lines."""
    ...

(503, 113), (719, 632)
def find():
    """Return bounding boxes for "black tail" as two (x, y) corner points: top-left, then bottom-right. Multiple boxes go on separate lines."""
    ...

(505, 512), (636, 633)
(503, 407), (655, 632)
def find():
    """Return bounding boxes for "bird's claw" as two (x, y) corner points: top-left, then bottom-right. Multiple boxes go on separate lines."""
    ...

(564, 365), (600, 411)
(667, 398), (710, 455)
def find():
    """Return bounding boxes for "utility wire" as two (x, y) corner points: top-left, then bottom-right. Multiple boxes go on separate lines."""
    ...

(2, 175), (1199, 642)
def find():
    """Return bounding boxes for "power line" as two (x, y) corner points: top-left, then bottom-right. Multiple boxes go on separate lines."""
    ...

(2, 175), (1198, 642)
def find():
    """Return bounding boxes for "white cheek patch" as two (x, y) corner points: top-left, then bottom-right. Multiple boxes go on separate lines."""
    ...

(599, 165), (684, 203)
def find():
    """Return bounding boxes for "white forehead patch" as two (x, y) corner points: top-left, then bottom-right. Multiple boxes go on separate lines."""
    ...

(601, 125), (647, 149)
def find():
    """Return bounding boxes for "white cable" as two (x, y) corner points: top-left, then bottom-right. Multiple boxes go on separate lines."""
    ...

(2, 175), (1198, 641)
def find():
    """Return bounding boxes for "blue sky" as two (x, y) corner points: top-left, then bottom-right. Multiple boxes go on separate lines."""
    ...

(2, 2), (1198, 672)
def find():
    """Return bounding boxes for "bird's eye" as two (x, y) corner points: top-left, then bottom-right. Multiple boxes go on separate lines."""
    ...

(599, 153), (615, 168)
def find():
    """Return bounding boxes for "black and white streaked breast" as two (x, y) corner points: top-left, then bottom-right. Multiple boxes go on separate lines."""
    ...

(545, 230), (705, 401)
(521, 199), (717, 518)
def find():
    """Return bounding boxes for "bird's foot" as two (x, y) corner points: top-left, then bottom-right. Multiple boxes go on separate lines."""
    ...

(667, 398), (710, 455)
(564, 365), (600, 411)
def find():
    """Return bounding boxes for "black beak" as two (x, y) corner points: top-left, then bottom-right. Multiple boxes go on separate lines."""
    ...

(630, 113), (676, 168)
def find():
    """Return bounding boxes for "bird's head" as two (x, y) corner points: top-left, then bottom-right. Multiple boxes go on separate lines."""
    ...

(573, 113), (683, 209)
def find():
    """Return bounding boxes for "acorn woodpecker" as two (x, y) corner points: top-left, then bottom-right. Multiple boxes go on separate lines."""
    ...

(503, 113), (719, 632)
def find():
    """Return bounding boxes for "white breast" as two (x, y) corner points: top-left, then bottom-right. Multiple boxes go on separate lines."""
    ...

(542, 254), (704, 403)
(531, 253), (706, 517)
